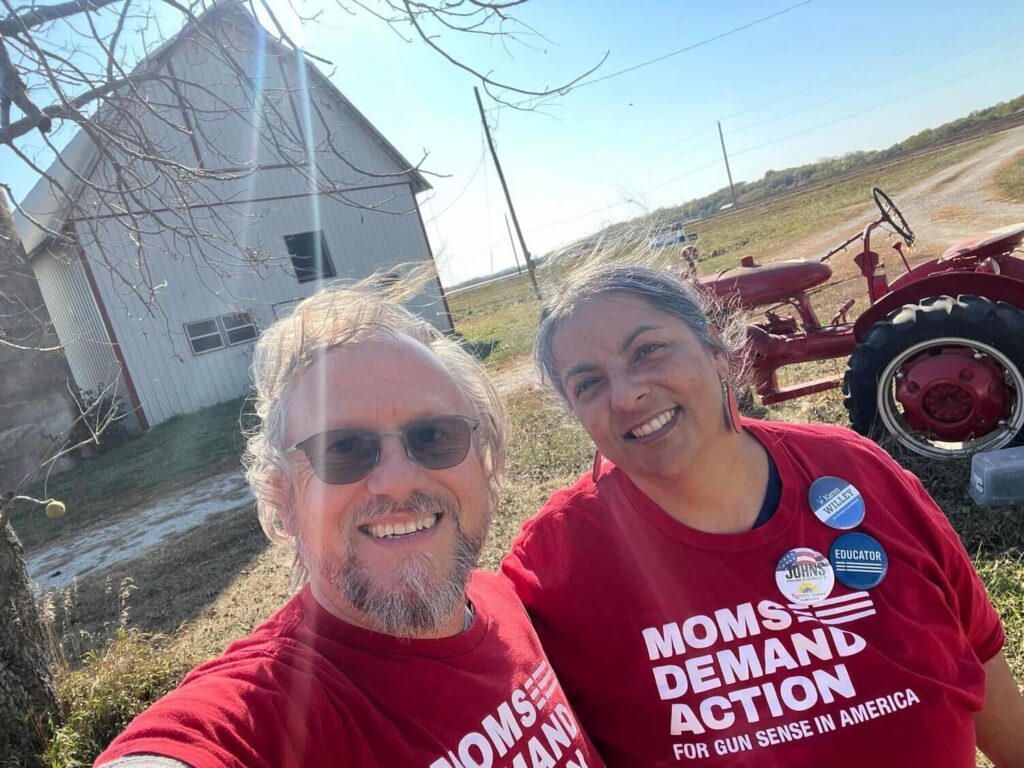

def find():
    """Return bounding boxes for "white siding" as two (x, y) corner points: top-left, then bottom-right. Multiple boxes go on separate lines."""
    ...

(43, 7), (445, 428)
(145, 15), (420, 206)
(78, 183), (445, 427)
(32, 243), (122, 398)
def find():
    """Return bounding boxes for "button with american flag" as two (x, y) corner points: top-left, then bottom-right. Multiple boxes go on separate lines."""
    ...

(776, 547), (835, 604)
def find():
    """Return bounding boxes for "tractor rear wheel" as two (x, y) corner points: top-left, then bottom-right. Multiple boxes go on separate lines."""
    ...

(843, 295), (1024, 459)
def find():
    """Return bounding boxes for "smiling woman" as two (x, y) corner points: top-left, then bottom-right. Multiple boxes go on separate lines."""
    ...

(500, 263), (1024, 768)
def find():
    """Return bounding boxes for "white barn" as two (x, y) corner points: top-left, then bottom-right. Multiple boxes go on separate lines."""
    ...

(14, 1), (451, 431)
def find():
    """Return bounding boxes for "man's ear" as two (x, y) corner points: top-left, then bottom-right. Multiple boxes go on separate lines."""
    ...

(271, 473), (298, 536)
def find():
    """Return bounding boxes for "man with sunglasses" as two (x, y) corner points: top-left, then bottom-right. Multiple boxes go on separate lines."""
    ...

(96, 281), (603, 768)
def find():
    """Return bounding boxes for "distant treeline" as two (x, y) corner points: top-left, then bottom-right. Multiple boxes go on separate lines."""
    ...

(667, 93), (1024, 221)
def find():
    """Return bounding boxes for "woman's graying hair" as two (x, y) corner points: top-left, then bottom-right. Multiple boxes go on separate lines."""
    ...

(242, 264), (509, 582)
(534, 263), (741, 401)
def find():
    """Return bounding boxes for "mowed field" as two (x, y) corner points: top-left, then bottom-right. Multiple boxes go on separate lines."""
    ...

(21, 130), (1024, 765)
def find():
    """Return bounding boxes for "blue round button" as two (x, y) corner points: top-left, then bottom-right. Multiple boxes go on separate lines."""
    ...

(829, 532), (888, 590)
(809, 476), (865, 529)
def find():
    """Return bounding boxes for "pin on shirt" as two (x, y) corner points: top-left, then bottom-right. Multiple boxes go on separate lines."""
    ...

(776, 547), (835, 605)
(830, 532), (888, 590)
(808, 476), (865, 530)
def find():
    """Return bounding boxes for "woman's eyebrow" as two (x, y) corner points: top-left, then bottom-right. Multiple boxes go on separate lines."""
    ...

(562, 324), (665, 383)
(620, 325), (662, 352)
(564, 362), (598, 382)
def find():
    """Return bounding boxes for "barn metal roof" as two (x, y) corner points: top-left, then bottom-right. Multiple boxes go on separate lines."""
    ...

(13, 0), (431, 258)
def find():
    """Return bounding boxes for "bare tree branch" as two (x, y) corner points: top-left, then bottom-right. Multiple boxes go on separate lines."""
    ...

(0, 0), (122, 36)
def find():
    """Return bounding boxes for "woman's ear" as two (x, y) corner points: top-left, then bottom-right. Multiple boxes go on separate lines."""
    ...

(713, 351), (731, 383)
(706, 326), (733, 382)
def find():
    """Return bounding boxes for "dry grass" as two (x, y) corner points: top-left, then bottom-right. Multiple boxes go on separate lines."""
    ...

(992, 149), (1024, 203)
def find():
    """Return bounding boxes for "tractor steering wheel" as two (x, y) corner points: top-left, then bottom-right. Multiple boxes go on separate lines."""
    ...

(872, 187), (915, 246)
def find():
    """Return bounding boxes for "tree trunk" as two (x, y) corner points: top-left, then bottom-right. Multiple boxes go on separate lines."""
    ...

(0, 522), (56, 765)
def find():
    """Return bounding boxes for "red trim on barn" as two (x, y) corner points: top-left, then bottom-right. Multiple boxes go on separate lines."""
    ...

(68, 223), (150, 431)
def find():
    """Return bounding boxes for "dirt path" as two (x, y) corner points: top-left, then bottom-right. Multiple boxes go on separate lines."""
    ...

(900, 125), (1024, 246)
(26, 472), (252, 591)
(783, 126), (1024, 261)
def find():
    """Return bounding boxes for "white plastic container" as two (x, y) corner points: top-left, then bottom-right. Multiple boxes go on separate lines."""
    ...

(969, 446), (1024, 506)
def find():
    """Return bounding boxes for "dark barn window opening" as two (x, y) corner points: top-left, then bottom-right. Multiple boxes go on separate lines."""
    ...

(284, 231), (336, 283)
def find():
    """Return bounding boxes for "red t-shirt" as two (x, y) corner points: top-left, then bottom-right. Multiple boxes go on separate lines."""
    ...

(96, 572), (604, 768)
(501, 420), (1003, 767)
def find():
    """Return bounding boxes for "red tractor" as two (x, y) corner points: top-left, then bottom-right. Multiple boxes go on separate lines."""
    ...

(693, 188), (1024, 460)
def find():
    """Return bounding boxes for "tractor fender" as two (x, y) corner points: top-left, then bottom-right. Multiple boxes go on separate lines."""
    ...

(853, 271), (1024, 341)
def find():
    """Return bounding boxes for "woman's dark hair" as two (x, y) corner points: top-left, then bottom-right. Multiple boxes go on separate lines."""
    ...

(534, 264), (737, 401)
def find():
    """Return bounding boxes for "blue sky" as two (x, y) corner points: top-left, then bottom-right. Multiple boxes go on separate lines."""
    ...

(5, 0), (1024, 284)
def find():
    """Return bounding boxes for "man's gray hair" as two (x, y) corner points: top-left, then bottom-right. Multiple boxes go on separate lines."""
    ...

(535, 263), (739, 401)
(243, 268), (508, 578)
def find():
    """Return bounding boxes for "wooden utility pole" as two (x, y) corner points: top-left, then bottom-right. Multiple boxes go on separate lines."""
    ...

(504, 214), (523, 275)
(474, 87), (541, 299)
(718, 120), (738, 209)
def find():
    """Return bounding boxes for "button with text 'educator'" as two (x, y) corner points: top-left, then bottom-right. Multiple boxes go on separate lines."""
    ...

(808, 476), (865, 530)
(829, 532), (888, 590)
(776, 547), (835, 605)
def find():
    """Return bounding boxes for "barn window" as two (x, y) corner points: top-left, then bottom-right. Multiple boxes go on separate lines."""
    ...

(284, 230), (336, 283)
(221, 312), (258, 345)
(184, 311), (258, 355)
(184, 319), (225, 355)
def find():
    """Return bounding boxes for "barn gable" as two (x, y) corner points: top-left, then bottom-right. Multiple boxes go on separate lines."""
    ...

(14, 2), (449, 429)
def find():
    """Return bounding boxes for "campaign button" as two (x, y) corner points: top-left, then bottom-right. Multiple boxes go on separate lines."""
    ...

(830, 532), (888, 590)
(776, 547), (835, 605)
(808, 476), (865, 529)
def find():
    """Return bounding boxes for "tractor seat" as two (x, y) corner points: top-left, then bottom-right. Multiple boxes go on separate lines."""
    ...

(697, 258), (833, 309)
(941, 222), (1024, 261)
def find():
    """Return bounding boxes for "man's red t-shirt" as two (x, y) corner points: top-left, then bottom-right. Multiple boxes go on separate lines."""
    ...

(501, 420), (1003, 767)
(96, 573), (604, 768)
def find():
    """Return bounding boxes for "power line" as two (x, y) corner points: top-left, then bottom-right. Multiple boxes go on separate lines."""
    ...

(727, 26), (1017, 139)
(461, 2), (817, 269)
(424, 129), (487, 224)
(718, 5), (1008, 124)
(635, 122), (716, 170)
(573, 1), (814, 90)
(636, 5), (1011, 169)
(731, 52), (1024, 158)
(529, 199), (632, 233)
(526, 52), (1024, 239)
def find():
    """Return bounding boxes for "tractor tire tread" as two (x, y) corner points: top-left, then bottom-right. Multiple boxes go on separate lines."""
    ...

(842, 295), (1024, 444)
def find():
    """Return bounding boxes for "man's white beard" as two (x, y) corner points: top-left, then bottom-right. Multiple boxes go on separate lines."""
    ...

(300, 491), (484, 637)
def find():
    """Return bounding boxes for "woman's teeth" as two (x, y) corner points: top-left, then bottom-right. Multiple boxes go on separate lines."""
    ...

(630, 408), (678, 438)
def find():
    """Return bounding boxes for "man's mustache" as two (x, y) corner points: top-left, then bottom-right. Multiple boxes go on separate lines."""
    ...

(350, 491), (461, 527)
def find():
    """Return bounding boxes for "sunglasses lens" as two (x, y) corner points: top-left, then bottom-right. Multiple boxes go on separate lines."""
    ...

(311, 431), (379, 484)
(405, 417), (474, 470)
(297, 417), (475, 484)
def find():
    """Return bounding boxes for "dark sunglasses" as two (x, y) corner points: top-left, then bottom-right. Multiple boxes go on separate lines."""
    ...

(286, 415), (479, 485)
